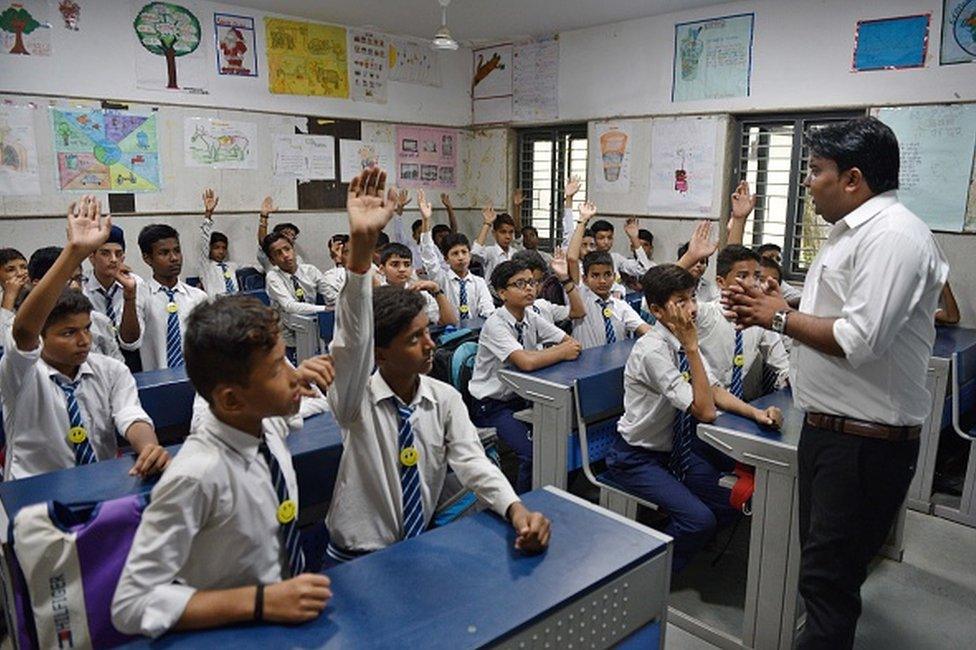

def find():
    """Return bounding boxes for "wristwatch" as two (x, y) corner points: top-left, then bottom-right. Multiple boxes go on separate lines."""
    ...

(771, 310), (790, 334)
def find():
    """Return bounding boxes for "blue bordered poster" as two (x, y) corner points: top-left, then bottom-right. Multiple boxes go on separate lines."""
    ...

(853, 14), (930, 71)
(672, 13), (754, 102)
(942, 0), (976, 64)
(214, 13), (258, 77)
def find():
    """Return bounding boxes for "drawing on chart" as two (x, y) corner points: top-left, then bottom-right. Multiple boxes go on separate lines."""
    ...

(473, 51), (505, 87)
(189, 125), (248, 164)
(674, 150), (689, 194)
(679, 26), (704, 81)
(0, 1), (50, 55)
(58, 0), (78, 30)
(133, 2), (202, 89)
(184, 117), (256, 169)
(265, 18), (348, 97)
(0, 105), (41, 195)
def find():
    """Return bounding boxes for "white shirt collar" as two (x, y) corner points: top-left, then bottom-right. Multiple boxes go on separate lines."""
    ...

(149, 278), (188, 295)
(199, 406), (262, 464)
(39, 356), (95, 383)
(838, 190), (899, 231)
(369, 370), (435, 409)
(652, 320), (682, 352)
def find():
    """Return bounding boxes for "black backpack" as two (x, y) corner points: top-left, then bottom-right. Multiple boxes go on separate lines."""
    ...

(429, 327), (481, 407)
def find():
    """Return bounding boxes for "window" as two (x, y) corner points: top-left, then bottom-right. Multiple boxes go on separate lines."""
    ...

(516, 125), (588, 248)
(733, 111), (863, 279)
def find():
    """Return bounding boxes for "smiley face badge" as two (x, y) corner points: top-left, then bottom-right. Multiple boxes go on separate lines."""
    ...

(277, 499), (297, 525)
(399, 446), (419, 467)
(67, 425), (88, 444)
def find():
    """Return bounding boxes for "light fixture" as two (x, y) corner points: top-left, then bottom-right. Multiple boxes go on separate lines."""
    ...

(430, 0), (459, 51)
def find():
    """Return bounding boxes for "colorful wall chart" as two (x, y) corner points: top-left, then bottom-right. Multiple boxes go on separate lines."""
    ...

(339, 139), (394, 183)
(214, 12), (257, 76)
(184, 117), (256, 169)
(265, 17), (348, 98)
(647, 116), (719, 216)
(395, 126), (458, 189)
(0, 0), (52, 56)
(0, 104), (41, 195)
(941, 0), (976, 64)
(853, 14), (930, 71)
(51, 108), (160, 192)
(672, 13), (753, 102)
(132, 1), (208, 94)
(348, 28), (388, 104)
(592, 122), (632, 194)
(389, 36), (440, 86)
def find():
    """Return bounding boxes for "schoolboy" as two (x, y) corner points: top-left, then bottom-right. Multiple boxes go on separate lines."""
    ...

(112, 294), (335, 638)
(0, 196), (168, 481)
(324, 167), (550, 562)
(0, 247), (28, 332)
(589, 218), (654, 281)
(511, 249), (585, 324)
(605, 264), (781, 573)
(379, 242), (457, 327)
(472, 205), (519, 280)
(469, 259), (582, 492)
(198, 188), (239, 298)
(677, 239), (721, 303)
(135, 224), (208, 371)
(256, 195), (304, 272)
(81, 225), (142, 356)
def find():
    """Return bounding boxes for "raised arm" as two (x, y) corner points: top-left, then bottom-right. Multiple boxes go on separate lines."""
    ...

(551, 249), (585, 319)
(474, 203), (497, 248)
(440, 193), (458, 233)
(726, 180), (756, 247)
(567, 201), (597, 286)
(200, 188), (219, 266)
(418, 191), (447, 285)
(561, 176), (582, 249)
(511, 188), (524, 233)
(257, 196), (275, 245)
(677, 221), (719, 271)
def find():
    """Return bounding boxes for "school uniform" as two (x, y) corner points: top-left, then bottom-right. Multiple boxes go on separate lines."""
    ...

(90, 310), (125, 363)
(392, 215), (425, 271)
(256, 246), (304, 273)
(320, 267), (346, 310)
(198, 217), (239, 298)
(695, 276), (721, 303)
(469, 306), (567, 492)
(420, 232), (494, 320)
(82, 273), (145, 359)
(0, 329), (152, 480)
(111, 406), (301, 638)
(611, 250), (652, 281)
(604, 321), (737, 573)
(572, 285), (645, 349)
(134, 279), (208, 371)
(325, 270), (518, 560)
(470, 241), (518, 281)
(530, 298), (570, 324)
(377, 276), (442, 324)
(780, 279), (803, 303)
(265, 264), (331, 349)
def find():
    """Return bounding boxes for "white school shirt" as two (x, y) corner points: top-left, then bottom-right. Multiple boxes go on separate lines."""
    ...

(617, 322), (719, 452)
(82, 272), (145, 330)
(695, 276), (721, 303)
(325, 270), (518, 552)
(135, 279), (208, 371)
(530, 297), (570, 324)
(791, 191), (947, 426)
(377, 276), (442, 324)
(90, 310), (125, 363)
(696, 300), (789, 396)
(111, 407), (297, 638)
(420, 233), (495, 319)
(780, 280), (803, 303)
(572, 285), (645, 349)
(611, 250), (652, 281)
(320, 266), (346, 309)
(469, 305), (568, 401)
(256, 246), (305, 273)
(470, 241), (519, 282)
(198, 217), (239, 298)
(0, 330), (152, 480)
(392, 214), (426, 271)
(265, 264), (330, 346)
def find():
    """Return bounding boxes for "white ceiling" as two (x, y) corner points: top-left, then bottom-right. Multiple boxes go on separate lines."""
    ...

(228, 0), (734, 44)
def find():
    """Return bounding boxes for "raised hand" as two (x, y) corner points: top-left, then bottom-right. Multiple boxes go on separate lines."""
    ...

(417, 188), (433, 227)
(440, 192), (453, 208)
(66, 195), (111, 256)
(513, 188), (524, 207)
(115, 264), (138, 298)
(202, 188), (219, 216)
(578, 201), (597, 223)
(482, 202), (497, 226)
(347, 167), (397, 236)
(395, 188), (411, 216)
(296, 355), (335, 396)
(550, 253), (569, 280)
(730, 180), (756, 221)
(565, 176), (581, 200)
(624, 217), (639, 239)
(260, 196), (276, 217)
(687, 220), (719, 261)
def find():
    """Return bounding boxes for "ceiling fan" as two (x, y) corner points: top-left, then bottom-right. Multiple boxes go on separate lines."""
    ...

(430, 0), (459, 50)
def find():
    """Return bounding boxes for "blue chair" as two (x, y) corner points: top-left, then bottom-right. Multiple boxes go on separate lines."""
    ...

(236, 267), (264, 291)
(318, 311), (336, 348)
(186, 276), (202, 289)
(240, 289), (270, 306)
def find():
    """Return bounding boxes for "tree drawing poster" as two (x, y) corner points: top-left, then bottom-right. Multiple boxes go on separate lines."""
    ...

(647, 116), (719, 216)
(51, 107), (161, 192)
(0, 104), (41, 195)
(265, 17), (348, 98)
(672, 13), (753, 102)
(184, 117), (256, 169)
(395, 126), (457, 189)
(1, 0), (52, 57)
(214, 12), (257, 77)
(132, 1), (209, 94)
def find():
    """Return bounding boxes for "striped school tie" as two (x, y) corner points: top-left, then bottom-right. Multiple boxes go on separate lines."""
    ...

(163, 287), (184, 368)
(393, 400), (426, 539)
(291, 275), (308, 302)
(761, 363), (779, 396)
(513, 321), (526, 346)
(51, 376), (97, 466)
(598, 298), (617, 345)
(457, 277), (469, 320)
(668, 349), (694, 480)
(730, 330), (745, 399)
(258, 440), (306, 577)
(218, 262), (235, 293)
(98, 285), (119, 323)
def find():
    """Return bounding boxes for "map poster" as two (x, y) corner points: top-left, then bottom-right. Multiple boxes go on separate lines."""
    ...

(265, 17), (348, 98)
(184, 117), (257, 169)
(389, 36), (440, 86)
(672, 13), (753, 102)
(395, 126), (457, 189)
(941, 0), (976, 64)
(853, 14), (930, 71)
(214, 12), (257, 76)
(647, 116), (719, 216)
(50, 107), (161, 192)
(0, 104), (41, 195)
(592, 122), (632, 194)
(348, 28), (388, 104)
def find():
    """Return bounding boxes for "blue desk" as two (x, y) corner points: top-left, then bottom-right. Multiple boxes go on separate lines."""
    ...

(499, 339), (635, 489)
(121, 487), (672, 649)
(134, 367), (194, 431)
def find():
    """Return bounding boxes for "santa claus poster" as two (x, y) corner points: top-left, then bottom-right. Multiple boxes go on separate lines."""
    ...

(214, 13), (257, 77)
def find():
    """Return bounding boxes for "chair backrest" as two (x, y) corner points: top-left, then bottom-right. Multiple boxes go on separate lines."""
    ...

(243, 273), (266, 291)
(318, 311), (336, 346)
(240, 289), (270, 306)
(185, 276), (202, 289)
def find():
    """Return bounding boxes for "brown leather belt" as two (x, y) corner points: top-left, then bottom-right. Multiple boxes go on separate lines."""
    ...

(805, 412), (921, 442)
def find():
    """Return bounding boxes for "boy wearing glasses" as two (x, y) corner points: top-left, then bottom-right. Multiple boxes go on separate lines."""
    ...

(469, 259), (582, 492)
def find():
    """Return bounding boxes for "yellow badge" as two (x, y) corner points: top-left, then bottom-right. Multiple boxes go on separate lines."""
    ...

(223, 270), (232, 279)
(615, 274), (621, 284)
(459, 304), (470, 314)
(682, 371), (691, 383)
(68, 426), (88, 444)
(277, 499), (297, 525)
(294, 288), (305, 299)
(399, 446), (419, 467)
(733, 354), (745, 367)
(166, 302), (178, 314)
(603, 307), (614, 319)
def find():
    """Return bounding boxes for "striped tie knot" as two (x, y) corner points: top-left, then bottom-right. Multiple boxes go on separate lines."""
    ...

(51, 375), (97, 466)
(99, 284), (119, 322)
(598, 298), (617, 345)
(258, 439), (305, 577)
(392, 398), (425, 539)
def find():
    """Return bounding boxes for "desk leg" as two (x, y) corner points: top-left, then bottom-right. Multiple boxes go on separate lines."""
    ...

(908, 361), (949, 513)
(531, 394), (572, 490)
(933, 440), (976, 528)
(879, 500), (907, 562)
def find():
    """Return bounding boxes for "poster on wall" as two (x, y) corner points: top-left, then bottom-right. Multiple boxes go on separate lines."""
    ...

(57, 0), (80, 31)
(647, 116), (719, 215)
(877, 104), (976, 232)
(389, 36), (440, 86)
(265, 17), (348, 98)
(132, 1), (209, 94)
(214, 12), (257, 76)
(672, 13), (753, 102)
(941, 0), (976, 64)
(50, 107), (161, 192)
(513, 38), (558, 121)
(273, 134), (335, 181)
(472, 44), (513, 124)
(184, 117), (257, 169)
(339, 139), (394, 183)
(852, 14), (930, 71)
(592, 122), (633, 194)
(0, 0), (52, 56)
(348, 28), (388, 104)
(0, 104), (41, 195)
(395, 126), (457, 189)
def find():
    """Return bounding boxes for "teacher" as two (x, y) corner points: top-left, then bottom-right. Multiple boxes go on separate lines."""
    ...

(726, 117), (948, 649)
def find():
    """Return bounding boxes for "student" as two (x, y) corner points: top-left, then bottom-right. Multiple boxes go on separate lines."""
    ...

(759, 256), (783, 287)
(417, 190), (494, 320)
(373, 231), (390, 268)
(81, 225), (142, 357)
(637, 229), (654, 261)
(0, 196), (169, 481)
(935, 280), (961, 326)
(589, 217), (654, 283)
(321, 239), (350, 309)
(567, 202), (650, 349)
(471, 204), (519, 280)
(256, 196), (304, 272)
(469, 259), (582, 492)
(198, 188), (239, 298)
(0, 247), (28, 333)
(390, 189), (425, 272)
(328, 233), (350, 268)
(676, 238), (720, 304)
(378, 242), (457, 327)
(520, 225), (552, 264)
(324, 167), (550, 562)
(135, 224), (208, 371)
(112, 295), (336, 638)
(605, 264), (781, 573)
(511, 249), (585, 324)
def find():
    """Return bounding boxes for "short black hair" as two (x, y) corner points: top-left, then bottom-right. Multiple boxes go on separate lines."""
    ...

(411, 219), (422, 233)
(138, 224), (180, 256)
(677, 242), (689, 259)
(805, 116), (899, 195)
(376, 231), (390, 248)
(209, 231), (228, 247)
(380, 242), (412, 264)
(490, 259), (531, 290)
(642, 264), (696, 309)
(583, 228), (594, 239)
(373, 285), (427, 348)
(440, 232), (470, 257)
(432, 224), (451, 238)
(184, 295), (280, 404)
(716, 245), (760, 278)
(43, 288), (92, 334)
(756, 243), (782, 256)
(261, 231), (290, 257)
(590, 220), (614, 235)
(272, 222), (300, 236)
(512, 249), (548, 275)
(759, 257), (782, 279)
(28, 246), (63, 281)
(583, 250), (614, 275)
(330, 233), (350, 246)
(638, 229), (653, 245)
(493, 213), (516, 231)
(0, 248), (26, 267)
(521, 225), (539, 237)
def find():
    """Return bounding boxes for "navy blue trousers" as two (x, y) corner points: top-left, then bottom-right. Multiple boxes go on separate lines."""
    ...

(471, 397), (533, 493)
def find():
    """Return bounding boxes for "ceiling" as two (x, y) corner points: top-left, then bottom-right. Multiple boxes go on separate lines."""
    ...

(228, 0), (734, 44)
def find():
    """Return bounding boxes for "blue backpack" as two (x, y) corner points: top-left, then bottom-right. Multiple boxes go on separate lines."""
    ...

(431, 328), (480, 408)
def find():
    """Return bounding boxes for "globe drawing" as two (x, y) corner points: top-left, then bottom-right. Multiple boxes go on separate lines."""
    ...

(93, 141), (122, 166)
(954, 0), (976, 56)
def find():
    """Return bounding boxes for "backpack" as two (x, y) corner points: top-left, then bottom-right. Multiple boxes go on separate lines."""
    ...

(430, 328), (481, 408)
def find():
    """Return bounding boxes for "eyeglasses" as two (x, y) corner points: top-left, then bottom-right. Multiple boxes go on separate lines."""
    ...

(506, 278), (540, 290)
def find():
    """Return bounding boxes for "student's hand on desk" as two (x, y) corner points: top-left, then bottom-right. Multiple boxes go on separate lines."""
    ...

(725, 278), (790, 330)
(559, 338), (582, 360)
(297, 355), (336, 395)
(508, 502), (551, 554)
(129, 444), (171, 477)
(264, 574), (332, 623)
(753, 406), (783, 429)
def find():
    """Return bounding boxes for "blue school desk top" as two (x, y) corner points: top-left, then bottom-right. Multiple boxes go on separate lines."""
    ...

(709, 388), (804, 450)
(134, 367), (194, 429)
(523, 338), (637, 388)
(121, 487), (670, 649)
(932, 326), (976, 360)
